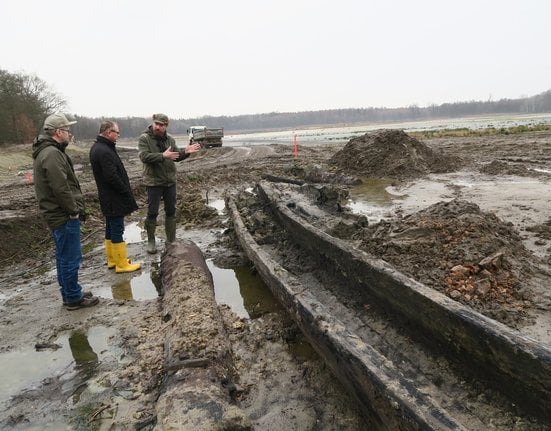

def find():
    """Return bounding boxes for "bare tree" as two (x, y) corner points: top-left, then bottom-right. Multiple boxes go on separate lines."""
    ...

(0, 70), (66, 144)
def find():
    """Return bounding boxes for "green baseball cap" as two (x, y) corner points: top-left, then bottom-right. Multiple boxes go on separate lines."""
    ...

(43, 113), (77, 130)
(152, 113), (169, 125)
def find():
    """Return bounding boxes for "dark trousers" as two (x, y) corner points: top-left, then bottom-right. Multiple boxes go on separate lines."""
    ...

(105, 216), (125, 243)
(146, 185), (176, 221)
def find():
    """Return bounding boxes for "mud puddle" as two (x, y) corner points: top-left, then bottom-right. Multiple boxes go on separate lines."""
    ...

(83, 223), (280, 310)
(209, 259), (283, 319)
(346, 177), (401, 222)
(0, 326), (119, 410)
(121, 221), (143, 244)
(93, 271), (161, 301)
(2, 223), (320, 430)
(392, 172), (551, 257)
(346, 175), (451, 223)
(349, 172), (551, 259)
(206, 198), (226, 215)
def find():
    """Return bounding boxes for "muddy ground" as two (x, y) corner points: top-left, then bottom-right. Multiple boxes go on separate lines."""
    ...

(0, 129), (550, 430)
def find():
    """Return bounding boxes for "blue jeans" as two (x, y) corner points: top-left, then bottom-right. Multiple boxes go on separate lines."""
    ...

(146, 185), (176, 221)
(52, 218), (84, 304)
(105, 216), (125, 244)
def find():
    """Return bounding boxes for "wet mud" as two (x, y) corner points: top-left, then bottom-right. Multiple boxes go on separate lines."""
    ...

(1, 129), (551, 429)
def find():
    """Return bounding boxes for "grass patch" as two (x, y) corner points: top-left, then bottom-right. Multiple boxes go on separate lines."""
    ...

(410, 123), (551, 139)
(0, 148), (33, 176)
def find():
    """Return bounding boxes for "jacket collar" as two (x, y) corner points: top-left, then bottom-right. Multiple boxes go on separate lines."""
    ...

(96, 135), (116, 146)
(32, 135), (67, 159)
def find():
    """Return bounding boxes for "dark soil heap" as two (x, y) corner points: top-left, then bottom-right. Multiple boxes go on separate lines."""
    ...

(330, 129), (460, 179)
(352, 199), (534, 326)
(479, 160), (540, 177)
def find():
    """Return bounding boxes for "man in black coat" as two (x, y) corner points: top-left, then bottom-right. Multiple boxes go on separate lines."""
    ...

(90, 121), (141, 273)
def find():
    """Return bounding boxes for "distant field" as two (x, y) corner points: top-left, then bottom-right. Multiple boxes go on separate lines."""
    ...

(3, 113), (551, 173)
(223, 113), (551, 146)
(0, 142), (87, 180)
(0, 145), (33, 177)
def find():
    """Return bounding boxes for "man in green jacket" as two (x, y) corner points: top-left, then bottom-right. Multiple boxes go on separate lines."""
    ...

(32, 113), (99, 310)
(138, 113), (201, 253)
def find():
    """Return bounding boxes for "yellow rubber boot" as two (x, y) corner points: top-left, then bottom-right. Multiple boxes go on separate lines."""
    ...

(105, 240), (116, 269)
(106, 239), (130, 268)
(112, 241), (141, 273)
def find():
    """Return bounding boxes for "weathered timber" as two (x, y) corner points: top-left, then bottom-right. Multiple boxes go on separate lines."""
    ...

(228, 197), (467, 431)
(256, 180), (551, 423)
(157, 240), (251, 430)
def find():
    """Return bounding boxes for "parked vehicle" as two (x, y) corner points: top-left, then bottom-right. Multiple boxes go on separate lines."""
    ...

(187, 126), (223, 148)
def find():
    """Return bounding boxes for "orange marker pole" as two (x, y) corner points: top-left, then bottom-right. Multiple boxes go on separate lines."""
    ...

(293, 134), (298, 159)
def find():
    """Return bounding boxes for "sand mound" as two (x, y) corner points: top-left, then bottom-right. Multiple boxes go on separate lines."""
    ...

(331, 129), (460, 179)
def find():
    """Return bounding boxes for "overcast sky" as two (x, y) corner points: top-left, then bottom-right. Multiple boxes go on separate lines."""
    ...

(2, 0), (549, 119)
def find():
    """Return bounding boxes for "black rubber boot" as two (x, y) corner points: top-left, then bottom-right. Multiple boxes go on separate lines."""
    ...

(165, 216), (177, 244)
(144, 219), (157, 254)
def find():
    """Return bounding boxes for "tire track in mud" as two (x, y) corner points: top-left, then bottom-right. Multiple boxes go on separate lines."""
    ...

(186, 146), (276, 171)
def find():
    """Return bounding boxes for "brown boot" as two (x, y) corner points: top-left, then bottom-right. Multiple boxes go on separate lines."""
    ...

(65, 295), (99, 311)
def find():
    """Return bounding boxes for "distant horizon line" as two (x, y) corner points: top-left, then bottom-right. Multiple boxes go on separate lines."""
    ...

(71, 89), (551, 121)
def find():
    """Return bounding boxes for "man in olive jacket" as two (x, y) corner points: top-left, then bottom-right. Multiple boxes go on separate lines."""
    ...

(32, 113), (99, 310)
(90, 120), (141, 273)
(138, 113), (201, 253)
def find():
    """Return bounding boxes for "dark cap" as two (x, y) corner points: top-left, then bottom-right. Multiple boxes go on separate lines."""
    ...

(152, 113), (169, 125)
(43, 113), (77, 130)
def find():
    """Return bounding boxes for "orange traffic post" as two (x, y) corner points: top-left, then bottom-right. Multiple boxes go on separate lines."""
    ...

(293, 134), (298, 159)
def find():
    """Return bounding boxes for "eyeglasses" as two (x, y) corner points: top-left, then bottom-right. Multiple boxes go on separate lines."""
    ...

(59, 129), (71, 134)
(110, 130), (120, 135)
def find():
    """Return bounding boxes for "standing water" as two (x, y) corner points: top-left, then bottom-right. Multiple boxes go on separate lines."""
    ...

(208, 259), (283, 319)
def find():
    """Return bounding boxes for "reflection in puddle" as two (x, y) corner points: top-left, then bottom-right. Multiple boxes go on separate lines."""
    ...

(94, 262), (161, 301)
(347, 177), (399, 222)
(288, 337), (319, 362)
(66, 331), (100, 403)
(122, 270), (161, 300)
(208, 260), (282, 319)
(0, 326), (115, 410)
(124, 222), (143, 244)
(207, 260), (319, 360)
(111, 278), (133, 300)
(207, 199), (226, 215)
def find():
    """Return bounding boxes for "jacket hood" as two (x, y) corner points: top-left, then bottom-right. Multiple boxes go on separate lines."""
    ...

(32, 135), (64, 159)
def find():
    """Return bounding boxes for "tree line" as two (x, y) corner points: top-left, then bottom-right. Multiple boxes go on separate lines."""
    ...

(0, 69), (65, 145)
(1, 68), (551, 145)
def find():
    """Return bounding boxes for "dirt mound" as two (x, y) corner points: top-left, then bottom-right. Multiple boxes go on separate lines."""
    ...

(351, 199), (534, 327)
(479, 160), (541, 177)
(526, 219), (551, 240)
(330, 129), (460, 179)
(176, 189), (220, 227)
(0, 213), (50, 263)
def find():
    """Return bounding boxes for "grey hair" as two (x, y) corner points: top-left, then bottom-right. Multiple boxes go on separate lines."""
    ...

(99, 120), (117, 134)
